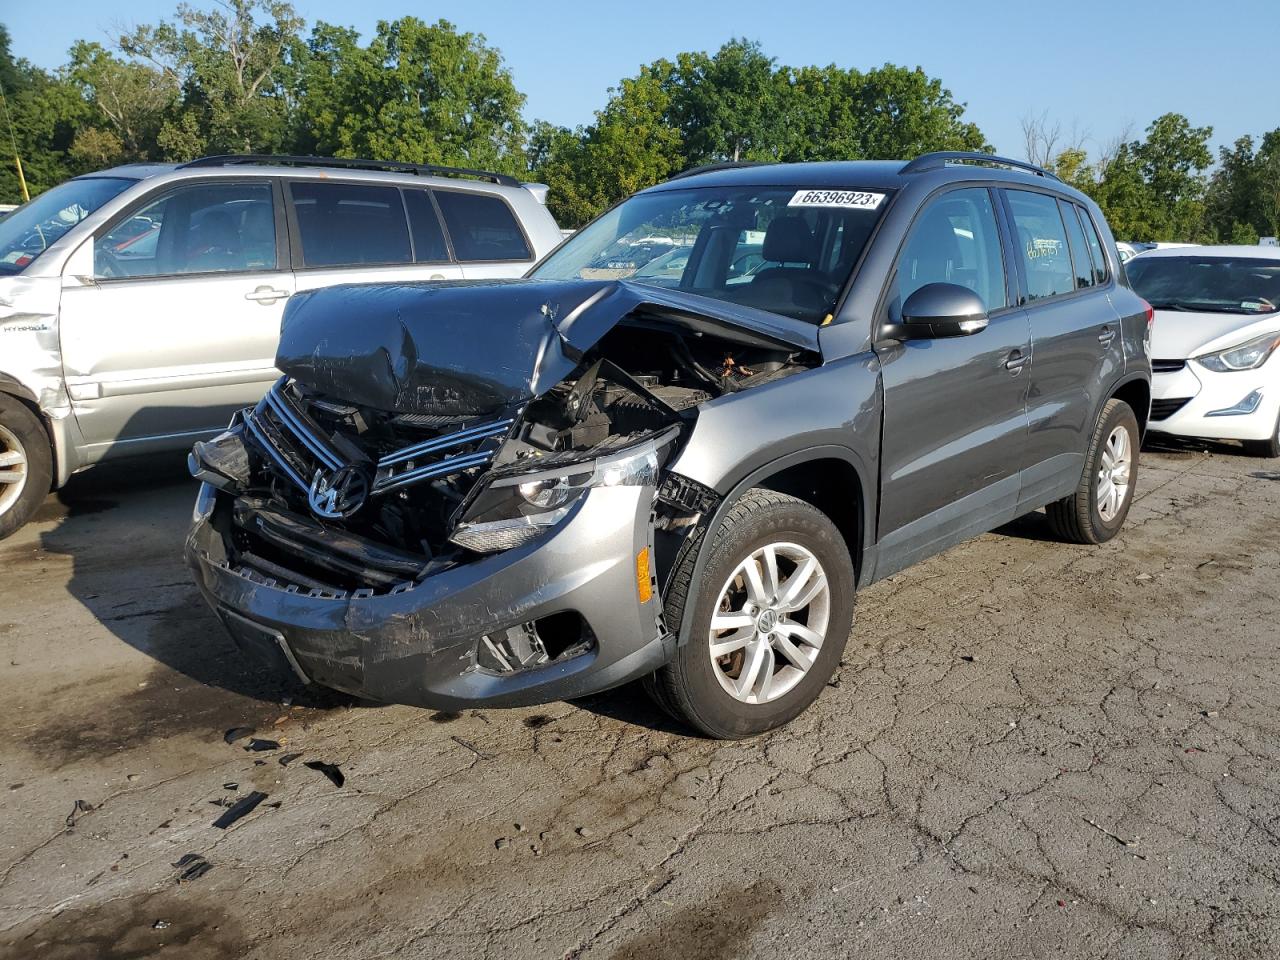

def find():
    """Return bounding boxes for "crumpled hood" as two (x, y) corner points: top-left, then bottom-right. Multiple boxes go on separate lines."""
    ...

(1150, 307), (1280, 360)
(276, 278), (819, 417)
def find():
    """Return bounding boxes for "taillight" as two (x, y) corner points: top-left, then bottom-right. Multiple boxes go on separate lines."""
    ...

(1141, 299), (1154, 344)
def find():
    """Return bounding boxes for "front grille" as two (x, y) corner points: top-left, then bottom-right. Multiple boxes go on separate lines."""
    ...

(1152, 359), (1187, 374)
(1150, 397), (1192, 421)
(246, 378), (512, 499)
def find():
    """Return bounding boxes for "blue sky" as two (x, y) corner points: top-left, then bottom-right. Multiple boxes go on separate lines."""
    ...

(7, 0), (1277, 161)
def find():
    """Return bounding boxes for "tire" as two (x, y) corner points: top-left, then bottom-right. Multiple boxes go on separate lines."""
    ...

(0, 394), (52, 541)
(1243, 409), (1280, 458)
(1046, 399), (1139, 545)
(647, 488), (855, 739)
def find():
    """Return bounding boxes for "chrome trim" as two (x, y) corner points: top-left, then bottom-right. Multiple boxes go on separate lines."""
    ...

(264, 383), (343, 471)
(377, 418), (514, 468)
(245, 411), (308, 490)
(374, 450), (495, 493)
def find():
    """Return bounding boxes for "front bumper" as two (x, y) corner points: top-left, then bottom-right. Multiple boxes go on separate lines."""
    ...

(1148, 361), (1279, 442)
(185, 484), (674, 710)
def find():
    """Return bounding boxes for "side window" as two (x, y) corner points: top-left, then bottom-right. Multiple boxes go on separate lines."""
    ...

(895, 187), (1007, 313)
(95, 182), (276, 279)
(403, 190), (451, 263)
(433, 191), (531, 262)
(1074, 204), (1108, 285)
(290, 182), (411, 268)
(1058, 198), (1095, 290)
(1006, 190), (1074, 301)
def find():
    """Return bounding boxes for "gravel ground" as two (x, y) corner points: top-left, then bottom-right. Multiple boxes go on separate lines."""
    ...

(1, 441), (1278, 960)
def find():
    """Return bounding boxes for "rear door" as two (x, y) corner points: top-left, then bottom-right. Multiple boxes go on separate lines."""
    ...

(875, 186), (1032, 575)
(431, 189), (538, 279)
(59, 178), (292, 455)
(287, 181), (465, 294)
(1000, 189), (1124, 510)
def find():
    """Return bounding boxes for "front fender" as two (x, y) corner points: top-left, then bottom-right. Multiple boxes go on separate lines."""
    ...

(665, 353), (882, 645)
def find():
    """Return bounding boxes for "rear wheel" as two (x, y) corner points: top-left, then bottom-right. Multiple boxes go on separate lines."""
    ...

(1243, 409), (1280, 458)
(647, 489), (855, 739)
(1046, 399), (1139, 544)
(0, 394), (52, 540)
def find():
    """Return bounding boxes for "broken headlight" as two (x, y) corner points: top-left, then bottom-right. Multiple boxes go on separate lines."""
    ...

(449, 429), (678, 554)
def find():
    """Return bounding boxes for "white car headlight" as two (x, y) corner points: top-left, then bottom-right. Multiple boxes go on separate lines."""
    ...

(1196, 332), (1280, 372)
(448, 429), (678, 554)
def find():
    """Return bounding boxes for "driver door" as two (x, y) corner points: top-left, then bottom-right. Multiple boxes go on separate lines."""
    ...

(873, 187), (1032, 576)
(58, 178), (292, 459)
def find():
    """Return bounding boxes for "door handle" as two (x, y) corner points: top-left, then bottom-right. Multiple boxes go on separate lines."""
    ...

(1098, 326), (1115, 344)
(245, 285), (289, 304)
(1005, 350), (1028, 373)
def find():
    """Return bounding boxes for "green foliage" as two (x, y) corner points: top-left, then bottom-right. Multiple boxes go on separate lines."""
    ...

(0, 25), (87, 201)
(291, 18), (527, 174)
(1083, 113), (1214, 242)
(16, 4), (1266, 247)
(119, 0), (303, 156)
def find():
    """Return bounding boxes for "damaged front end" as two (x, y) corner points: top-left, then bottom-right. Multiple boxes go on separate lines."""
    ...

(186, 279), (816, 708)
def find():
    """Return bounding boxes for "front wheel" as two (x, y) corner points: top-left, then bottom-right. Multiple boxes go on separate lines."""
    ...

(1046, 398), (1140, 544)
(0, 394), (52, 540)
(647, 489), (855, 739)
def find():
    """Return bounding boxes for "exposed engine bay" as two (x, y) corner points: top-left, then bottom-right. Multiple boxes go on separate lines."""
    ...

(191, 298), (815, 599)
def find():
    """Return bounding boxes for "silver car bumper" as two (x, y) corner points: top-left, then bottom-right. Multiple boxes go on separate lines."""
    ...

(185, 484), (673, 709)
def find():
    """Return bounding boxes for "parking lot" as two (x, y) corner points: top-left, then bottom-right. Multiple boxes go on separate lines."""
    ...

(0, 441), (1278, 959)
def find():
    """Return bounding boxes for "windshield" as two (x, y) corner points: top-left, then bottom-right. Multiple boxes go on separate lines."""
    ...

(1127, 256), (1280, 315)
(0, 177), (136, 275)
(532, 185), (891, 323)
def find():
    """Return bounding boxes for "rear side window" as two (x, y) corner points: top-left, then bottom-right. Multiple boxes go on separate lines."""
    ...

(433, 191), (531, 262)
(290, 182), (411, 268)
(1074, 205), (1108, 285)
(1058, 198), (1095, 290)
(403, 190), (450, 263)
(896, 187), (1008, 313)
(1006, 190), (1074, 301)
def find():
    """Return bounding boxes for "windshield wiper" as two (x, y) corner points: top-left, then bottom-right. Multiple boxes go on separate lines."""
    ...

(1145, 301), (1194, 312)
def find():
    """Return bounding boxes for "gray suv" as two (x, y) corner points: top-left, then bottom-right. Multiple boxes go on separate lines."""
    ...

(0, 155), (562, 539)
(186, 153), (1152, 738)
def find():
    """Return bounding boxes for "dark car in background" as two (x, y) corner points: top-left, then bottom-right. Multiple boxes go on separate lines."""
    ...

(187, 153), (1151, 738)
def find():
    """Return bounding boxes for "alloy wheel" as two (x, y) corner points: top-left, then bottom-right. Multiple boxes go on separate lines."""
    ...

(707, 541), (831, 705)
(0, 424), (28, 517)
(1096, 424), (1132, 521)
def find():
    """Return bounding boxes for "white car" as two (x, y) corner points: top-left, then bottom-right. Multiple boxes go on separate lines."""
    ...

(1127, 245), (1280, 456)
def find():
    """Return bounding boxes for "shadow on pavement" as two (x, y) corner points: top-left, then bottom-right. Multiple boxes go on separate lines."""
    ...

(34, 451), (364, 719)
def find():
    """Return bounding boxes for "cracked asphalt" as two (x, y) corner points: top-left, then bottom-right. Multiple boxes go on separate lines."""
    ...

(1, 441), (1279, 960)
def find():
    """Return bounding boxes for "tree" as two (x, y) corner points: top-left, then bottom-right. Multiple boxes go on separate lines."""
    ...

(1091, 113), (1213, 241)
(533, 64), (683, 227)
(0, 25), (87, 201)
(66, 42), (177, 166)
(120, 0), (304, 157)
(291, 18), (526, 174)
(778, 63), (989, 162)
(671, 40), (787, 164)
(1203, 131), (1280, 242)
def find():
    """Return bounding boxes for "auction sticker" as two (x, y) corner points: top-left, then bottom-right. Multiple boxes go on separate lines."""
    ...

(788, 189), (885, 210)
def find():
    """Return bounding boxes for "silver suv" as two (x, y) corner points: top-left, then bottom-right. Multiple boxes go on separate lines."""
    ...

(0, 155), (563, 538)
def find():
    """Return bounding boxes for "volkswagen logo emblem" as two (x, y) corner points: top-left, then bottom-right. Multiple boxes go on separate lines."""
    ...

(308, 466), (368, 519)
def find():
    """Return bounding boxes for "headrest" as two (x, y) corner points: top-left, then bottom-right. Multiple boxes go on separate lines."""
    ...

(763, 216), (816, 264)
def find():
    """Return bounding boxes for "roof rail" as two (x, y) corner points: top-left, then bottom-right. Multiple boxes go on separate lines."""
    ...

(667, 160), (764, 182)
(900, 151), (1060, 181)
(178, 154), (522, 187)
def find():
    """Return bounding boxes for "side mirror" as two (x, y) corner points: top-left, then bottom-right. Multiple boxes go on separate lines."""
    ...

(897, 282), (989, 339)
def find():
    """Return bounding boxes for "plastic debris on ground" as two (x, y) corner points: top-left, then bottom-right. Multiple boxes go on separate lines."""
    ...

(303, 760), (345, 788)
(212, 791), (269, 830)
